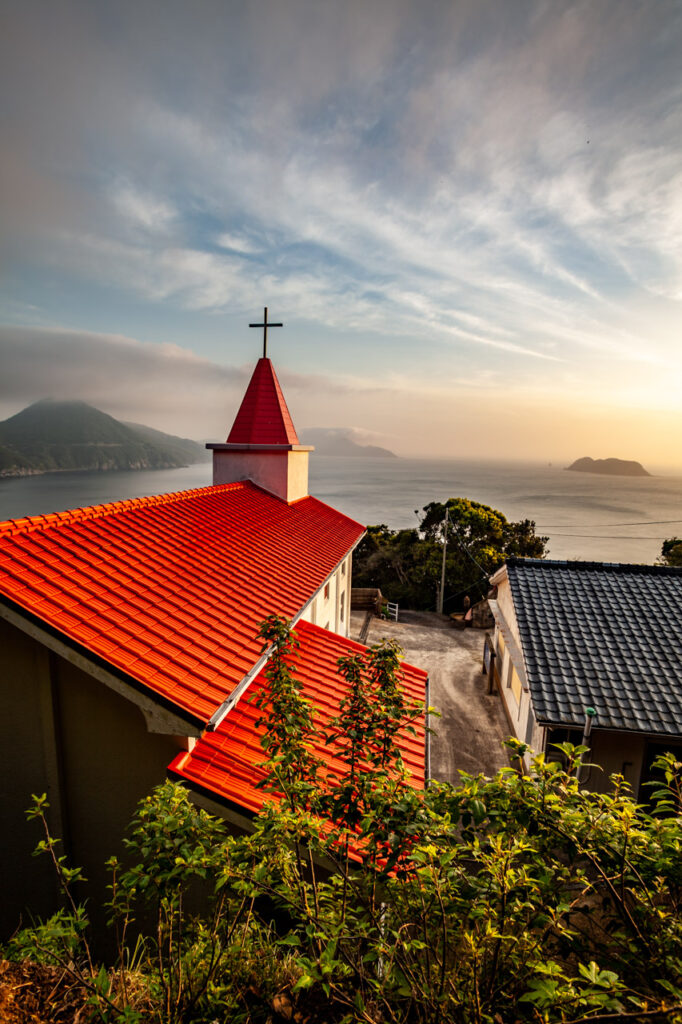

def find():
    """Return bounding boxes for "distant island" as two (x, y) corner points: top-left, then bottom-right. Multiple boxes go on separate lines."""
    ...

(565, 457), (650, 478)
(0, 400), (208, 478)
(302, 428), (397, 458)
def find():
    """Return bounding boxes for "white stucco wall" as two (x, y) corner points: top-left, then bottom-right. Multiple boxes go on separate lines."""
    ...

(212, 448), (310, 503)
(297, 554), (352, 638)
(489, 580), (537, 765)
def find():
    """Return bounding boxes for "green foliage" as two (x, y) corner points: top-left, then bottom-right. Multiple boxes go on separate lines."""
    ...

(5, 625), (682, 1023)
(661, 536), (682, 566)
(5, 906), (89, 965)
(251, 614), (321, 809)
(353, 498), (548, 610)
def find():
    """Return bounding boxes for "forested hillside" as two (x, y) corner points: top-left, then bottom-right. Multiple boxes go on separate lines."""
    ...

(0, 400), (207, 476)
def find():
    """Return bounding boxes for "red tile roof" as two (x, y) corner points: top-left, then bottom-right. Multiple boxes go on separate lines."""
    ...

(169, 620), (427, 813)
(227, 358), (300, 445)
(0, 483), (364, 724)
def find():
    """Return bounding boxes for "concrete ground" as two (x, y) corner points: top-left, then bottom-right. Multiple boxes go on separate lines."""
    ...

(350, 610), (512, 784)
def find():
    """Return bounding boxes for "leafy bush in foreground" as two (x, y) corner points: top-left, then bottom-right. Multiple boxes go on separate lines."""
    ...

(4, 617), (682, 1023)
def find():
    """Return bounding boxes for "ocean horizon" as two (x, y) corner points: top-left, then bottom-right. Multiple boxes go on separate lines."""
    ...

(1, 455), (681, 566)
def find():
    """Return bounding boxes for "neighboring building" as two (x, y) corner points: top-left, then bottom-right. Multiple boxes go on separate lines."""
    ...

(488, 558), (682, 797)
(0, 352), (427, 939)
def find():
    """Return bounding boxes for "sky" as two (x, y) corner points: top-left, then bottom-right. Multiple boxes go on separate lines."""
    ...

(1, 0), (681, 467)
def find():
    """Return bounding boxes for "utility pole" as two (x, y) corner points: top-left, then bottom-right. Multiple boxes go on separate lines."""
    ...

(437, 506), (449, 615)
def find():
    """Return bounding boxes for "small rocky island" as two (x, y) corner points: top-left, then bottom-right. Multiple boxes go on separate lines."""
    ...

(565, 456), (650, 477)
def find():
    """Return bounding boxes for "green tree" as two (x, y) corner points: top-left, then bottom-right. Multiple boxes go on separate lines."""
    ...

(661, 536), (682, 567)
(353, 498), (548, 611)
(251, 614), (321, 810)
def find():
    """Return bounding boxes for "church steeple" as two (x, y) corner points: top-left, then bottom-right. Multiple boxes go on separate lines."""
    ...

(207, 312), (313, 503)
(226, 358), (300, 445)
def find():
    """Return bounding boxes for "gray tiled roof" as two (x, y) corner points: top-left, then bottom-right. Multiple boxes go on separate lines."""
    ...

(505, 559), (682, 736)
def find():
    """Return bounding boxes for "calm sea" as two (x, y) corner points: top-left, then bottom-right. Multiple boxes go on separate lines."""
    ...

(1, 457), (681, 565)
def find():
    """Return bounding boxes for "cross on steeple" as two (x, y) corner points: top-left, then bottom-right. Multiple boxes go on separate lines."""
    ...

(249, 306), (283, 358)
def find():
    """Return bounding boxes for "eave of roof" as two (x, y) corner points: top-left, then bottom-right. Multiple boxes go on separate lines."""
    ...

(504, 558), (682, 735)
(169, 619), (428, 814)
(0, 482), (365, 723)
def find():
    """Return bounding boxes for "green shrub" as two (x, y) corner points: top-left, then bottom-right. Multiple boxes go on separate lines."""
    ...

(5, 619), (682, 1023)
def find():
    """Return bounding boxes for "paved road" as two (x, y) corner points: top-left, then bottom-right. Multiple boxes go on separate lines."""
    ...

(350, 610), (512, 784)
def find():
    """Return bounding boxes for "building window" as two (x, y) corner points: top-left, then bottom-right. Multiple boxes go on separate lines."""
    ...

(341, 561), (346, 576)
(340, 592), (345, 622)
(324, 582), (330, 600)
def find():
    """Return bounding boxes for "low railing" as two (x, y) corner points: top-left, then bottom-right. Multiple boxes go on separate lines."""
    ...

(385, 601), (399, 621)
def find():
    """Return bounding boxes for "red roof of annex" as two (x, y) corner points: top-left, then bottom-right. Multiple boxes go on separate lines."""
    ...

(0, 482), (364, 725)
(170, 619), (427, 813)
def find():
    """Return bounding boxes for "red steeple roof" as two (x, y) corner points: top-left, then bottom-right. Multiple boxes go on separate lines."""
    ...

(227, 358), (300, 445)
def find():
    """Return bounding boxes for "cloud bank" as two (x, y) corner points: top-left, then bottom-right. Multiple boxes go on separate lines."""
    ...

(0, 0), (680, 465)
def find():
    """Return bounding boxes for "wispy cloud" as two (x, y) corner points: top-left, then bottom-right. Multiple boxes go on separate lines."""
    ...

(0, 0), (681, 462)
(0, 324), (367, 436)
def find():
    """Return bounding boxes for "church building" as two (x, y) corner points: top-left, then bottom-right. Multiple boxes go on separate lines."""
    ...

(0, 325), (427, 938)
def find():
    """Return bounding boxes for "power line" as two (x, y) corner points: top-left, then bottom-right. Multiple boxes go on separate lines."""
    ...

(544, 536), (667, 544)
(536, 518), (682, 529)
(443, 574), (489, 608)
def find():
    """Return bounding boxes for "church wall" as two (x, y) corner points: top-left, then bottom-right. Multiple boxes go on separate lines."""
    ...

(0, 616), (181, 941)
(297, 555), (352, 638)
(285, 450), (310, 503)
(320, 570), (337, 631)
(337, 555), (350, 635)
(212, 449), (310, 503)
(213, 450), (289, 496)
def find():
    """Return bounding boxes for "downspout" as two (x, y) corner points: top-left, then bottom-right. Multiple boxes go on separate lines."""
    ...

(425, 676), (431, 788)
(576, 706), (596, 784)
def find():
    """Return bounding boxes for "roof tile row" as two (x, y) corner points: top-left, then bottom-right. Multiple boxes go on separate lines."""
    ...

(505, 559), (682, 735)
(170, 620), (427, 812)
(0, 482), (365, 722)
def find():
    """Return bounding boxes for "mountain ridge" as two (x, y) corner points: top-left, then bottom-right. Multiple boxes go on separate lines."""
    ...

(0, 400), (207, 477)
(301, 428), (397, 458)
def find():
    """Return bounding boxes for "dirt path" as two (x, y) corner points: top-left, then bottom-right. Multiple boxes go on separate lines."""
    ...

(351, 610), (512, 784)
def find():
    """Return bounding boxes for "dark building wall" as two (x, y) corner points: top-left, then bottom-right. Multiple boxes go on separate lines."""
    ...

(0, 617), (62, 936)
(546, 725), (667, 797)
(0, 616), (180, 941)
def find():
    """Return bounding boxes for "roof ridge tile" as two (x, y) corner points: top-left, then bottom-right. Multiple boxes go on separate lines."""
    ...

(506, 557), (682, 577)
